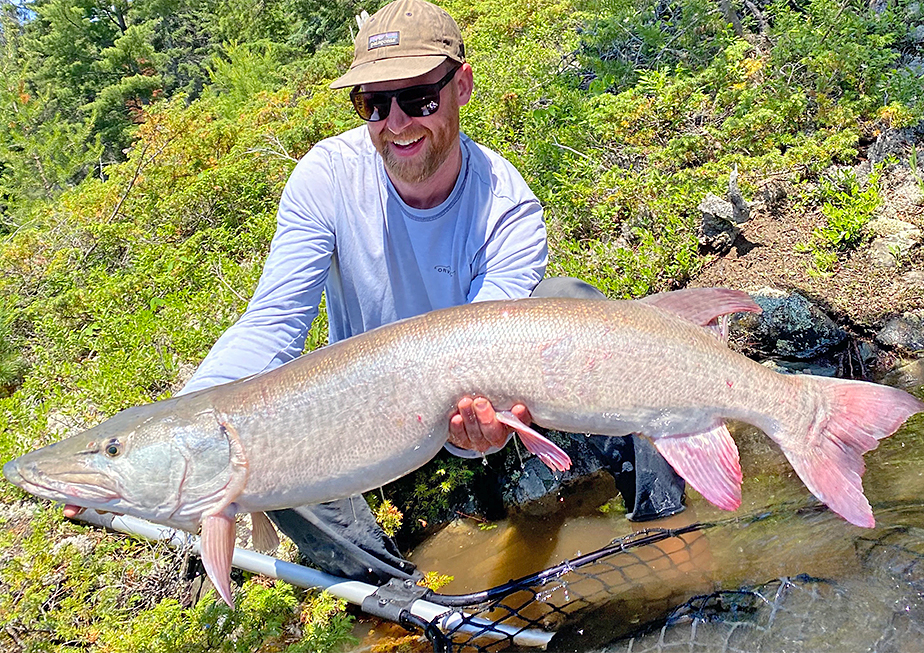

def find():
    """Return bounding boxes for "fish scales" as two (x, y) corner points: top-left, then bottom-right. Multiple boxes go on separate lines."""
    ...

(211, 297), (796, 508)
(5, 289), (922, 607)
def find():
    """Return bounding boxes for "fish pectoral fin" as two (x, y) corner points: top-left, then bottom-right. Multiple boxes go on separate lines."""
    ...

(651, 421), (742, 511)
(496, 411), (572, 473)
(200, 510), (237, 608)
(250, 511), (280, 553)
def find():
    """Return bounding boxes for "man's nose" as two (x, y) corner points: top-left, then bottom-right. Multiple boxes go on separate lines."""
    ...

(385, 96), (412, 133)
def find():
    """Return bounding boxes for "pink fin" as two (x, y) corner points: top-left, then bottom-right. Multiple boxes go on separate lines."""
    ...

(201, 511), (236, 608)
(781, 377), (924, 528)
(496, 410), (572, 472)
(639, 288), (761, 327)
(652, 421), (742, 511)
(250, 511), (279, 553)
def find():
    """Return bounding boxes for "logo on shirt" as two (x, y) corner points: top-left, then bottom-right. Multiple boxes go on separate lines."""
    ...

(434, 265), (455, 277)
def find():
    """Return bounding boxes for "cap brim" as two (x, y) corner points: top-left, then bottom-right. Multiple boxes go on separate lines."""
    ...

(329, 55), (448, 89)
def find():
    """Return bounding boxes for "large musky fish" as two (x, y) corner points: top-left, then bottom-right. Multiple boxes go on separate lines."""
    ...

(4, 288), (922, 606)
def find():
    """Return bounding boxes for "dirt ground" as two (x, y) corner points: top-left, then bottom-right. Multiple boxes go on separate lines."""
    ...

(690, 160), (924, 335)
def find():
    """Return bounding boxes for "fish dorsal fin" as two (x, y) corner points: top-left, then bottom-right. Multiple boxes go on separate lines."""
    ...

(639, 288), (761, 329)
(650, 421), (742, 511)
(250, 511), (280, 553)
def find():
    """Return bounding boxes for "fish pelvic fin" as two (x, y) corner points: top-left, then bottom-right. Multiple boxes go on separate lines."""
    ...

(651, 420), (742, 511)
(201, 509), (237, 608)
(250, 511), (280, 553)
(639, 288), (761, 333)
(781, 377), (924, 528)
(496, 410), (572, 472)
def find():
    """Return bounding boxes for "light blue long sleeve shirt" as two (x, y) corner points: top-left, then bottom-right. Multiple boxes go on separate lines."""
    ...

(181, 126), (547, 396)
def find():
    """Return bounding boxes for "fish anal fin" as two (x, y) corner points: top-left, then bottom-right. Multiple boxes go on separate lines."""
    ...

(200, 510), (236, 608)
(250, 511), (279, 553)
(652, 421), (742, 511)
(496, 410), (572, 472)
(639, 288), (761, 327)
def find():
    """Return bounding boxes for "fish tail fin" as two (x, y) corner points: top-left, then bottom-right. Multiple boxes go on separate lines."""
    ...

(782, 377), (924, 528)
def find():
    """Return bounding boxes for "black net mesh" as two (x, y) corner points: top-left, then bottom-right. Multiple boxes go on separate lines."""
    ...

(421, 522), (720, 652)
(415, 511), (924, 653)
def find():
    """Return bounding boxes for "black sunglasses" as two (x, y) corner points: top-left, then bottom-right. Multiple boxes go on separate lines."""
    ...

(350, 66), (460, 122)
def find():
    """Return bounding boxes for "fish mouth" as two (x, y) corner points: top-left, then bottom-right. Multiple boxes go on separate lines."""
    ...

(3, 458), (121, 508)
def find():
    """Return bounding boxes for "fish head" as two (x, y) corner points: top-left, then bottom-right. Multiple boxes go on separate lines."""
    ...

(3, 400), (241, 530)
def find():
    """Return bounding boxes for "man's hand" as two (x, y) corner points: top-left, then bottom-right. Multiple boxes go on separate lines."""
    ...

(448, 396), (532, 453)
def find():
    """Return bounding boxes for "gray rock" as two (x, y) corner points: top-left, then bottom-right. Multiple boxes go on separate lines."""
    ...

(868, 129), (914, 166)
(876, 310), (924, 352)
(697, 193), (740, 254)
(881, 358), (924, 390)
(500, 433), (603, 514)
(903, 270), (924, 286)
(52, 534), (96, 557)
(728, 165), (751, 224)
(868, 219), (922, 267)
(733, 287), (847, 359)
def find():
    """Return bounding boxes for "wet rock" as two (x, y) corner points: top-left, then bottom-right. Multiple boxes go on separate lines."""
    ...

(876, 310), (924, 352)
(697, 193), (739, 254)
(760, 359), (839, 377)
(499, 433), (603, 514)
(880, 358), (924, 391)
(733, 287), (847, 359)
(866, 217), (922, 268)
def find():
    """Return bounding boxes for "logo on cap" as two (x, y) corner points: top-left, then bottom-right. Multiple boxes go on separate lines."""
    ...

(368, 32), (400, 50)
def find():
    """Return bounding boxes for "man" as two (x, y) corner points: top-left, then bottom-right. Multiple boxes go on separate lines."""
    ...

(177, 0), (683, 585)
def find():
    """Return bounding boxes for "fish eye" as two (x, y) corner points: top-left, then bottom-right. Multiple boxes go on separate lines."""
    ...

(104, 439), (123, 457)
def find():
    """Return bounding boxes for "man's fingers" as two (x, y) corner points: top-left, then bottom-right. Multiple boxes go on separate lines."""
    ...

(512, 403), (532, 425)
(448, 397), (535, 452)
(63, 504), (84, 518)
(473, 397), (508, 448)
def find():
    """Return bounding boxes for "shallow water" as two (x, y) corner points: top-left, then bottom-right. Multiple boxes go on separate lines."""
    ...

(407, 395), (924, 651)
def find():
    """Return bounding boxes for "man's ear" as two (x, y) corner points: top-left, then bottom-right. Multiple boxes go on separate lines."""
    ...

(456, 62), (474, 107)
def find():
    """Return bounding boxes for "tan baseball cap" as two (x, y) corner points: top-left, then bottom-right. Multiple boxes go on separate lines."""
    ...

(330, 0), (465, 89)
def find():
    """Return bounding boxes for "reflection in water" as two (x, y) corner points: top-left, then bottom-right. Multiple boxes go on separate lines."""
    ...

(406, 403), (924, 652)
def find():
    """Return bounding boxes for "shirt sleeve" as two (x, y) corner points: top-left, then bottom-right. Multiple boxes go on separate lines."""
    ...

(467, 198), (547, 303)
(179, 149), (339, 395)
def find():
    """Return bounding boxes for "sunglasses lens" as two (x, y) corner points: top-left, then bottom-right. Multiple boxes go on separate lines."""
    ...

(351, 92), (390, 121)
(397, 89), (441, 118)
(350, 67), (458, 122)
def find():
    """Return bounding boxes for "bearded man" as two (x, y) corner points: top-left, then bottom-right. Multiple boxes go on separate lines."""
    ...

(177, 0), (683, 585)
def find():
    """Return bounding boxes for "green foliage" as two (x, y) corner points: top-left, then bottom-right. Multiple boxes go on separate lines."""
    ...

(576, 0), (738, 91)
(911, 145), (924, 197)
(798, 167), (883, 274)
(815, 168), (882, 250)
(372, 498), (404, 537)
(1, 0), (923, 647)
(0, 503), (355, 653)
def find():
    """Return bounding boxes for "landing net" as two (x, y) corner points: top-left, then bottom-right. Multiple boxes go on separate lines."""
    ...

(418, 512), (924, 652)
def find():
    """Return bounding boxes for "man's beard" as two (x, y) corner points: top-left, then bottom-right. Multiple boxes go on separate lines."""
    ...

(374, 117), (459, 185)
